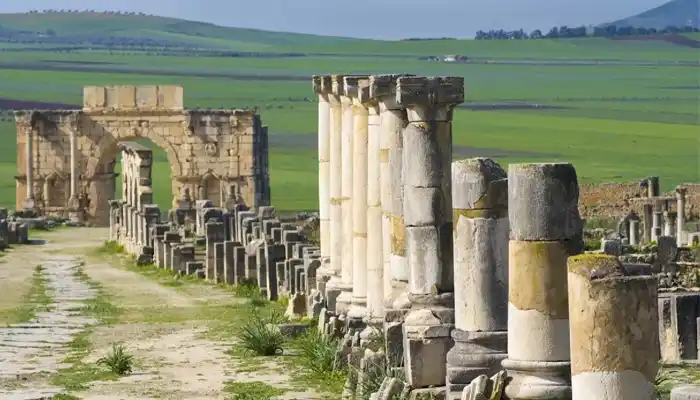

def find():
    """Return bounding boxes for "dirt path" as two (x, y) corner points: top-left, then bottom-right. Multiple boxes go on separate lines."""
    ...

(25, 227), (327, 400)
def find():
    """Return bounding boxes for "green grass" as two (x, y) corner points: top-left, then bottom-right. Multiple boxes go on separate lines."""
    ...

(0, 36), (696, 213)
(0, 264), (52, 324)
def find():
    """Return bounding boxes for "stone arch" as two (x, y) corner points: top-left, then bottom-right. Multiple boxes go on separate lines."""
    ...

(200, 170), (222, 207)
(43, 170), (68, 209)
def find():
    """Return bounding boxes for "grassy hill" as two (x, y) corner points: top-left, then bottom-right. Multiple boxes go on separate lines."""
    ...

(0, 11), (363, 50)
(606, 0), (699, 29)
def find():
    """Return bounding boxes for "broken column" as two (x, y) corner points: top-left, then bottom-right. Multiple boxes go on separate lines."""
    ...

(502, 163), (583, 400)
(629, 217), (640, 246)
(313, 75), (332, 276)
(324, 74), (345, 312)
(359, 78), (384, 332)
(568, 254), (659, 400)
(396, 76), (464, 389)
(346, 75), (369, 323)
(664, 210), (677, 238)
(446, 158), (509, 395)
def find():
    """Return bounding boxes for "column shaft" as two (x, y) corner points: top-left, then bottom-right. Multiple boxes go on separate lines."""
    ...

(69, 130), (77, 199)
(447, 158), (509, 394)
(568, 255), (659, 400)
(314, 77), (332, 265)
(365, 102), (383, 322)
(25, 128), (34, 203)
(676, 188), (686, 245)
(349, 96), (369, 318)
(502, 162), (583, 400)
(328, 81), (344, 289)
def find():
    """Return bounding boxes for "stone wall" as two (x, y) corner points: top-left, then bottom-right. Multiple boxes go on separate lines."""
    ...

(15, 85), (270, 227)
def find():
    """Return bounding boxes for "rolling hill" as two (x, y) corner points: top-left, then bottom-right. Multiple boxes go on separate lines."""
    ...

(0, 11), (364, 50)
(606, 0), (699, 29)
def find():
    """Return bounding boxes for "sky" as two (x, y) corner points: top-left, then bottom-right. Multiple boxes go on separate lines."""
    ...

(0, 0), (670, 39)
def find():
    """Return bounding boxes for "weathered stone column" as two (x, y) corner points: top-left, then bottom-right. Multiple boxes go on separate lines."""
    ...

(629, 218), (639, 246)
(313, 75), (332, 269)
(335, 75), (358, 314)
(371, 74), (411, 306)
(24, 126), (35, 210)
(502, 163), (583, 400)
(346, 76), (369, 322)
(652, 206), (662, 242)
(359, 79), (384, 329)
(642, 203), (653, 244)
(664, 211), (677, 237)
(397, 76), (464, 389)
(568, 254), (659, 400)
(325, 75), (345, 311)
(69, 130), (78, 200)
(446, 158), (509, 395)
(676, 187), (686, 245)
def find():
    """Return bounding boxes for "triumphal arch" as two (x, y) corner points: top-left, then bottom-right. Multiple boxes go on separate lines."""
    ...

(14, 85), (270, 226)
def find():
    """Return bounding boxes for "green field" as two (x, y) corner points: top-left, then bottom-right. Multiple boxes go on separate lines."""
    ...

(0, 27), (698, 213)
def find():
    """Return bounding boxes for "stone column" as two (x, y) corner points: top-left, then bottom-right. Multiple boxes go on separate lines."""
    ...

(676, 187), (687, 246)
(359, 79), (384, 330)
(446, 158), (509, 395)
(629, 219), (639, 246)
(69, 130), (78, 200)
(346, 76), (369, 323)
(641, 203), (652, 244)
(313, 75), (332, 269)
(397, 76), (464, 389)
(664, 211), (677, 238)
(371, 74), (411, 307)
(24, 126), (35, 210)
(502, 163), (583, 400)
(652, 206), (662, 242)
(335, 75), (358, 314)
(568, 254), (659, 400)
(325, 75), (345, 311)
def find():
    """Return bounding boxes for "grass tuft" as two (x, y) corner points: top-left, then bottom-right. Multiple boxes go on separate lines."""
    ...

(236, 311), (286, 356)
(97, 343), (134, 376)
(224, 381), (286, 400)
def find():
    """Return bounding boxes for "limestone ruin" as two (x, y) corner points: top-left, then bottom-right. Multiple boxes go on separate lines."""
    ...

(14, 85), (270, 226)
(12, 76), (700, 399)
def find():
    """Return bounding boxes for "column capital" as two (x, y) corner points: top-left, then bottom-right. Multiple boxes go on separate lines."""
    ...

(312, 75), (333, 96)
(675, 186), (687, 196)
(396, 76), (464, 121)
(343, 75), (370, 99)
(369, 74), (414, 110)
(330, 74), (346, 97)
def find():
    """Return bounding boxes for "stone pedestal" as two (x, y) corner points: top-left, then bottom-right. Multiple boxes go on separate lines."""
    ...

(446, 158), (509, 396)
(568, 255), (659, 400)
(396, 76), (464, 389)
(502, 163), (583, 400)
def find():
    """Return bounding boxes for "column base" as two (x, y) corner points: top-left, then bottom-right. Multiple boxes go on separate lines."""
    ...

(335, 285), (354, 315)
(325, 276), (344, 314)
(402, 304), (455, 389)
(23, 198), (36, 213)
(501, 359), (571, 400)
(446, 329), (507, 395)
(359, 318), (383, 346)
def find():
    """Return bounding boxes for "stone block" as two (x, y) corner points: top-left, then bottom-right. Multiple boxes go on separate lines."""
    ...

(672, 385), (700, 400)
(83, 86), (105, 109)
(214, 242), (225, 284)
(158, 85), (184, 110)
(135, 85), (158, 108)
(659, 293), (700, 361)
(186, 261), (203, 275)
(117, 86), (136, 109)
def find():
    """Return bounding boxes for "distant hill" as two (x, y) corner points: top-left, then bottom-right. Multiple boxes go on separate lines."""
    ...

(0, 11), (363, 50)
(605, 0), (699, 30)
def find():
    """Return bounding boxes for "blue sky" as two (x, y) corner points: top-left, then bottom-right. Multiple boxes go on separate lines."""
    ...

(0, 0), (669, 39)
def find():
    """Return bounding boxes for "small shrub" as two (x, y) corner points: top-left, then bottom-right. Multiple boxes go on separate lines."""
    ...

(98, 241), (125, 255)
(97, 343), (133, 375)
(278, 295), (290, 308)
(294, 329), (339, 374)
(225, 381), (286, 400)
(233, 279), (261, 298)
(236, 314), (286, 356)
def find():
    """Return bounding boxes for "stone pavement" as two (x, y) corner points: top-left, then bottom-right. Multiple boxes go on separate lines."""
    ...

(0, 255), (98, 399)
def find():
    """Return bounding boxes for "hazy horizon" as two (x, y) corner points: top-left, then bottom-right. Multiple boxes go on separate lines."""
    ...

(0, 0), (671, 39)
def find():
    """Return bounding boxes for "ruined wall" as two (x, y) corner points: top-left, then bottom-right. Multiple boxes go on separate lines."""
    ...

(15, 85), (271, 226)
(579, 180), (700, 221)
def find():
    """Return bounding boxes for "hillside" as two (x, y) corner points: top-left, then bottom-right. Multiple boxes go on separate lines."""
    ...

(0, 11), (363, 50)
(606, 0), (699, 29)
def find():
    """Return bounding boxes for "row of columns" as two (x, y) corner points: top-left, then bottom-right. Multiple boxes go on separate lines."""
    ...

(313, 74), (661, 399)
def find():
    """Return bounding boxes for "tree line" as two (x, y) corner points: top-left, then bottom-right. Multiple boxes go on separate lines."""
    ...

(474, 24), (699, 40)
